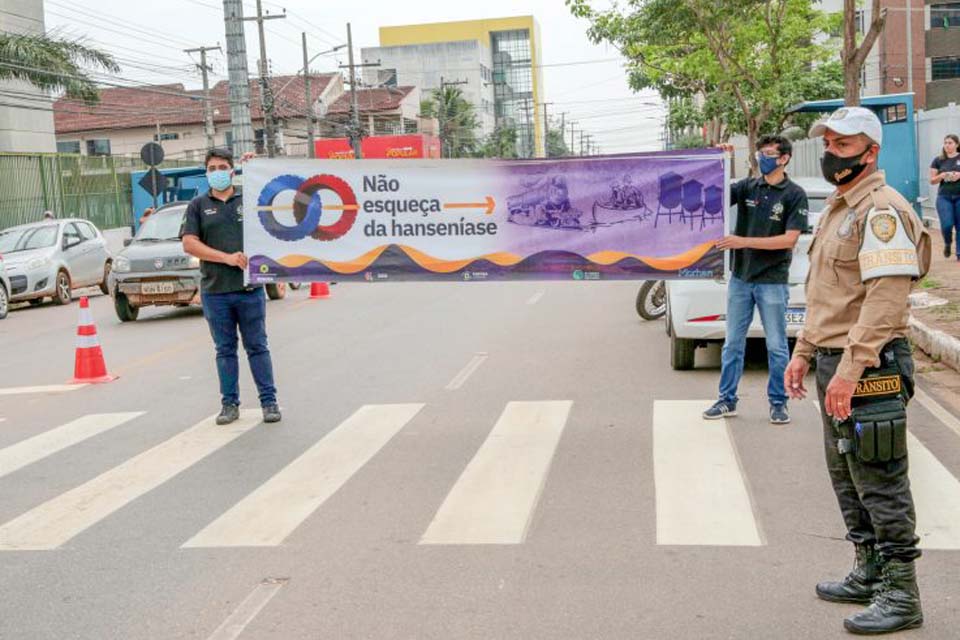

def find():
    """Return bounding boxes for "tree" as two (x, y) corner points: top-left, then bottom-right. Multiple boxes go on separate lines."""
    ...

(546, 128), (570, 157)
(568, 0), (840, 170)
(479, 125), (519, 159)
(0, 32), (119, 103)
(420, 86), (480, 158)
(842, 0), (886, 105)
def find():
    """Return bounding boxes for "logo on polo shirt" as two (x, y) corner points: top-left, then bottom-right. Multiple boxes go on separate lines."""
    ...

(770, 202), (784, 221)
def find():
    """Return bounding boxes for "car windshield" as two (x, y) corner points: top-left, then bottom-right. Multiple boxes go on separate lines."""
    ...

(0, 226), (58, 253)
(137, 208), (186, 241)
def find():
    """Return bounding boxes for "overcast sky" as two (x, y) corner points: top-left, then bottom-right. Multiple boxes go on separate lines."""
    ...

(42, 0), (665, 153)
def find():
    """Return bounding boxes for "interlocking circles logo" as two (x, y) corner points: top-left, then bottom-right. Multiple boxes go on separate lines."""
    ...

(257, 174), (359, 242)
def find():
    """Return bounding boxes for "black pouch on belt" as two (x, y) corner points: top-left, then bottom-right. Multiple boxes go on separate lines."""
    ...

(851, 398), (908, 463)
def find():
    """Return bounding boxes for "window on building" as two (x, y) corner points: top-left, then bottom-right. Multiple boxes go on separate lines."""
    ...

(224, 130), (234, 151)
(882, 103), (908, 124)
(254, 128), (265, 154)
(932, 3), (960, 28)
(57, 140), (81, 154)
(378, 68), (397, 87)
(153, 132), (180, 141)
(932, 56), (960, 81)
(85, 139), (111, 156)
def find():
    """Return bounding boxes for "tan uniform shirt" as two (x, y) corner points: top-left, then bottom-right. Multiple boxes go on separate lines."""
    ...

(794, 171), (930, 382)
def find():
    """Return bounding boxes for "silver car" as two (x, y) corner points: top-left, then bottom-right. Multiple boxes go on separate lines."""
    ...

(109, 202), (286, 322)
(0, 254), (10, 319)
(0, 219), (113, 306)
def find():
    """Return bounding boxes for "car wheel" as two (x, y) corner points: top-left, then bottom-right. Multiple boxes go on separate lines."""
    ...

(99, 261), (112, 295)
(266, 282), (286, 300)
(114, 292), (139, 322)
(0, 284), (8, 320)
(289, 282), (302, 290)
(53, 270), (72, 305)
(670, 332), (696, 371)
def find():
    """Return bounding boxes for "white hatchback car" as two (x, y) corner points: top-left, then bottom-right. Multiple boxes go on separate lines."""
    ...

(665, 176), (833, 370)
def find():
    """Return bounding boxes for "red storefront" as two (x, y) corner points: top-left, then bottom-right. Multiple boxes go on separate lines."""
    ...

(314, 134), (441, 160)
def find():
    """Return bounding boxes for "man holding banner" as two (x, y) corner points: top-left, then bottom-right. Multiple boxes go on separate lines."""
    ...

(181, 148), (282, 426)
(703, 136), (808, 424)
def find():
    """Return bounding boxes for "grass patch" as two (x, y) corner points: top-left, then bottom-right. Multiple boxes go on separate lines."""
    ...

(920, 277), (942, 290)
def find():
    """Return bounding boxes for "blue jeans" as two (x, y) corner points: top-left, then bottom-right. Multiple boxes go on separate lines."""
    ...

(719, 276), (789, 406)
(936, 194), (960, 256)
(201, 288), (277, 407)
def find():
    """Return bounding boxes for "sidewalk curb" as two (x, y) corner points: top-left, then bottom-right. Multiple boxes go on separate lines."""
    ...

(909, 316), (960, 373)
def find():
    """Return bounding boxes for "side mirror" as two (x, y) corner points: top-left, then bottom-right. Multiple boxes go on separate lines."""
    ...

(123, 238), (133, 247)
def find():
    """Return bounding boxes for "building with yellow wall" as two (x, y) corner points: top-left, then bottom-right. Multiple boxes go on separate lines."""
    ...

(371, 16), (544, 157)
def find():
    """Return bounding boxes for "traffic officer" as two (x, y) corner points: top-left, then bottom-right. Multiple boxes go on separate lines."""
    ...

(785, 107), (931, 635)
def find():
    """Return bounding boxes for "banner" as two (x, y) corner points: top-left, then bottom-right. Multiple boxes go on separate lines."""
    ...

(243, 150), (728, 284)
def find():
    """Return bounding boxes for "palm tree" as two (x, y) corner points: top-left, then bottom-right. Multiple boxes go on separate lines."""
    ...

(0, 32), (119, 103)
(420, 86), (480, 158)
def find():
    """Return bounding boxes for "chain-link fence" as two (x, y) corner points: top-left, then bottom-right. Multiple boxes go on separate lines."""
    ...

(0, 153), (197, 231)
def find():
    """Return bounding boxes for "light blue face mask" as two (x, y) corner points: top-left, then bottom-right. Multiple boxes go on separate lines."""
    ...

(757, 154), (780, 176)
(207, 169), (233, 191)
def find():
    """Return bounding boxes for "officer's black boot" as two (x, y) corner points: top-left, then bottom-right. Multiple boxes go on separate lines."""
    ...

(816, 544), (883, 604)
(843, 559), (923, 635)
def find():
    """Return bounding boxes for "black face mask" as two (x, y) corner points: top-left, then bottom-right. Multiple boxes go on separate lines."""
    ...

(821, 150), (870, 186)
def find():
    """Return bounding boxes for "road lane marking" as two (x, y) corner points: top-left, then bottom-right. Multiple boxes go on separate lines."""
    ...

(813, 399), (960, 549)
(0, 410), (260, 551)
(914, 388), (960, 439)
(907, 432), (960, 549)
(654, 401), (763, 546)
(0, 384), (87, 396)
(0, 413), (144, 480)
(205, 578), (288, 640)
(445, 353), (488, 391)
(183, 404), (424, 548)
(526, 290), (545, 305)
(420, 400), (572, 545)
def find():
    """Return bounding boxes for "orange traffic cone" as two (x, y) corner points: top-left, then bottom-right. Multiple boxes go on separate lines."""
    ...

(309, 282), (330, 299)
(69, 297), (117, 384)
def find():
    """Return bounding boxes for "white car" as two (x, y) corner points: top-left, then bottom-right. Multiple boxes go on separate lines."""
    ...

(0, 219), (113, 306)
(665, 176), (833, 370)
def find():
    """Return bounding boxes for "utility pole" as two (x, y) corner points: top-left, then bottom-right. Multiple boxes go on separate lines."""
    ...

(302, 33), (316, 158)
(221, 0), (255, 155)
(244, 0), (285, 157)
(540, 102), (552, 157)
(569, 121), (577, 157)
(337, 24), (379, 159)
(185, 45), (222, 150)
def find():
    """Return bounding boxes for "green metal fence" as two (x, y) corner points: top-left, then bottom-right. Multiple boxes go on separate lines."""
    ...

(0, 153), (196, 231)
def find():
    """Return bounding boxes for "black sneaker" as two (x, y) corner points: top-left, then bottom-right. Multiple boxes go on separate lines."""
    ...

(944, 245), (952, 258)
(262, 404), (282, 423)
(216, 404), (240, 425)
(770, 404), (791, 424)
(703, 400), (737, 420)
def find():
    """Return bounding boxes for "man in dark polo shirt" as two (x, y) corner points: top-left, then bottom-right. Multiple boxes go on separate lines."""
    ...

(704, 135), (808, 424)
(182, 148), (281, 425)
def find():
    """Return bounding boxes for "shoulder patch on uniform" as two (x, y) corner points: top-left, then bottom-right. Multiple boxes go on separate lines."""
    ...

(859, 207), (919, 281)
(869, 212), (897, 243)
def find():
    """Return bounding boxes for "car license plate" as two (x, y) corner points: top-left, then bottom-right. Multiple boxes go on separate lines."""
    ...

(785, 307), (806, 324)
(142, 282), (175, 295)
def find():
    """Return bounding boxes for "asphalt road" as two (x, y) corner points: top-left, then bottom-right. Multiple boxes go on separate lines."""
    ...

(1, 282), (958, 640)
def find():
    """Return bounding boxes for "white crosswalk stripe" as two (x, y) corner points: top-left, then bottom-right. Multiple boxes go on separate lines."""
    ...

(0, 413), (144, 480)
(420, 401), (572, 545)
(183, 404), (425, 548)
(0, 411), (261, 551)
(653, 400), (763, 546)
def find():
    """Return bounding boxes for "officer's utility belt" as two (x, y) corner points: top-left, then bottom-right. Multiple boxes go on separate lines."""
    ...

(837, 341), (908, 464)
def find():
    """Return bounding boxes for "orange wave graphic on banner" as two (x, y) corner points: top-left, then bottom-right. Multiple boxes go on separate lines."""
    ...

(272, 241), (718, 274)
(587, 241), (717, 271)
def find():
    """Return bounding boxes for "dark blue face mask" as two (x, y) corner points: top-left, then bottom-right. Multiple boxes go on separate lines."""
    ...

(757, 154), (780, 176)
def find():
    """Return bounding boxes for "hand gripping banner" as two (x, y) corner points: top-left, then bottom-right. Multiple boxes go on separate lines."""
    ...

(243, 150), (728, 283)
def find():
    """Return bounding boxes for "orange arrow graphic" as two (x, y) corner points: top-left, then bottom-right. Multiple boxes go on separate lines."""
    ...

(443, 196), (496, 215)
